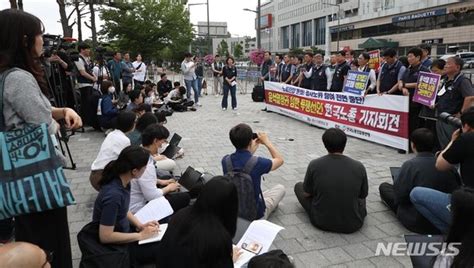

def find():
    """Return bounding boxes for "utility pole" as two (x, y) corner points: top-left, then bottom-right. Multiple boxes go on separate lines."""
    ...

(206, 0), (211, 55)
(257, 0), (261, 49)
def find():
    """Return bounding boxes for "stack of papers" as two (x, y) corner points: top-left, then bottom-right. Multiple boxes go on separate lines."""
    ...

(138, 224), (169, 245)
(134, 197), (174, 245)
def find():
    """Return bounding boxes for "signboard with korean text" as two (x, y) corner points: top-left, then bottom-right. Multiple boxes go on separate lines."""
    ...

(344, 71), (369, 96)
(413, 71), (441, 107)
(264, 82), (410, 151)
(368, 50), (381, 72)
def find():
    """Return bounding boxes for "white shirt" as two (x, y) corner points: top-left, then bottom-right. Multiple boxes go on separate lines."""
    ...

(92, 66), (110, 90)
(132, 61), (147, 82)
(358, 65), (377, 91)
(303, 64), (333, 90)
(181, 60), (196, 81)
(91, 130), (131, 170)
(164, 88), (181, 104)
(129, 157), (164, 214)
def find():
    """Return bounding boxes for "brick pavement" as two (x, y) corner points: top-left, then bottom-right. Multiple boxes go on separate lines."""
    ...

(64, 92), (414, 267)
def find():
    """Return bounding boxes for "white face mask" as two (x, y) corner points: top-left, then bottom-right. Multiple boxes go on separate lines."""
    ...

(108, 87), (116, 94)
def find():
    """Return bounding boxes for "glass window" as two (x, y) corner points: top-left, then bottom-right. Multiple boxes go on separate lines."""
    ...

(291, 23), (300, 48)
(315, 17), (325, 45)
(303, 20), (312, 46)
(281, 26), (289, 49)
(437, 45), (447, 56)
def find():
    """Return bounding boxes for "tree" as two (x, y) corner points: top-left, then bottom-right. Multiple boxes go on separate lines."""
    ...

(99, 0), (193, 62)
(57, 0), (77, 38)
(84, 1), (98, 48)
(311, 46), (325, 56)
(289, 47), (305, 57)
(217, 39), (229, 57)
(234, 43), (243, 59)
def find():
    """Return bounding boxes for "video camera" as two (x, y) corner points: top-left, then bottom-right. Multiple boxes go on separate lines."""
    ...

(43, 34), (76, 58)
(438, 112), (462, 128)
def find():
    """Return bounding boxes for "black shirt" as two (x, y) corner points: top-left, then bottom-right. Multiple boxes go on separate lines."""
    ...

(157, 207), (233, 268)
(303, 154), (368, 233)
(195, 63), (204, 77)
(222, 65), (237, 86)
(443, 132), (474, 187)
(330, 61), (350, 92)
(92, 178), (131, 233)
(157, 80), (173, 97)
(437, 73), (474, 114)
(261, 60), (273, 81)
(394, 152), (460, 234)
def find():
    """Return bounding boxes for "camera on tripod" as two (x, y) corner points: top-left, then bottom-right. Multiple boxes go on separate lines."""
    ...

(438, 112), (462, 128)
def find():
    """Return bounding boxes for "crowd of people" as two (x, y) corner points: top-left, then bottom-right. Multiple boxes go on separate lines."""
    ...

(1, 7), (474, 268)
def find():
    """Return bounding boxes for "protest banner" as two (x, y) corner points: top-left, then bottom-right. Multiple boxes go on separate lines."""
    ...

(264, 82), (410, 151)
(344, 70), (369, 96)
(368, 50), (381, 72)
(413, 71), (441, 107)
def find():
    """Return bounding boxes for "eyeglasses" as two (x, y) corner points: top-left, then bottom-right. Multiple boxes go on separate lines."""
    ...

(42, 249), (54, 268)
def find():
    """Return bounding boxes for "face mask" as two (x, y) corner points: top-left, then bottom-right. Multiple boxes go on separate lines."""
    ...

(108, 87), (116, 94)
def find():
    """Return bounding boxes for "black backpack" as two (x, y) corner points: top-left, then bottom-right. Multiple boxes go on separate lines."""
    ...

(224, 155), (262, 221)
(252, 84), (265, 102)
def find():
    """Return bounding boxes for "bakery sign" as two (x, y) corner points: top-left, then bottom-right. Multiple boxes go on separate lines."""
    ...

(392, 8), (447, 23)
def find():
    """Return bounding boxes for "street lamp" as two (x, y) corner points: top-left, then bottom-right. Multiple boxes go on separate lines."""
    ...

(188, 1), (211, 55)
(323, 1), (341, 52)
(243, 0), (261, 50)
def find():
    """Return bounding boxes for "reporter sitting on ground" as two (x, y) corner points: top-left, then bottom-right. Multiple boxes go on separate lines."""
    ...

(0, 242), (52, 268)
(127, 112), (158, 146)
(90, 111), (136, 191)
(156, 176), (242, 268)
(141, 124), (177, 172)
(164, 85), (196, 112)
(294, 128), (368, 233)
(129, 124), (190, 214)
(379, 128), (460, 234)
(222, 123), (285, 220)
(126, 89), (144, 112)
(91, 146), (161, 266)
(410, 107), (474, 234)
(98, 80), (119, 130)
(432, 187), (474, 267)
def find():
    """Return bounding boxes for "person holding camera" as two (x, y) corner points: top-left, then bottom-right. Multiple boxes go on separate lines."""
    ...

(0, 9), (82, 267)
(410, 107), (474, 234)
(436, 56), (474, 148)
(75, 42), (98, 129)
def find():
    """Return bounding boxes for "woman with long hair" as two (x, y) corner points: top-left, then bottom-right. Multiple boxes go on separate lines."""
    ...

(0, 9), (82, 268)
(433, 187), (474, 267)
(90, 145), (161, 266)
(156, 176), (242, 268)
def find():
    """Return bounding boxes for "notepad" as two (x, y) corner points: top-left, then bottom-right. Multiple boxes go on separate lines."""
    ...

(134, 197), (174, 224)
(138, 224), (168, 245)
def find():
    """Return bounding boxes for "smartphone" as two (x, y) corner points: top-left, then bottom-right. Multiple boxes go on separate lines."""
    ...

(252, 133), (258, 140)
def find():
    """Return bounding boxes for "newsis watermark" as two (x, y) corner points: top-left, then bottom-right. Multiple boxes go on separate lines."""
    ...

(375, 242), (461, 257)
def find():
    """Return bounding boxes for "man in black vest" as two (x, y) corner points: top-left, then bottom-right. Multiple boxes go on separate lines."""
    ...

(260, 51), (273, 82)
(274, 54), (284, 82)
(377, 48), (406, 95)
(280, 54), (294, 84)
(330, 50), (350, 92)
(308, 54), (331, 91)
(212, 55), (224, 96)
(299, 52), (314, 89)
(74, 42), (97, 128)
(436, 56), (474, 148)
(400, 47), (430, 152)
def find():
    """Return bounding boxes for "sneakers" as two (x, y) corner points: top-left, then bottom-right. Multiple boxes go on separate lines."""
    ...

(232, 107), (238, 110)
(189, 107), (197, 111)
(196, 102), (202, 107)
(222, 107), (227, 111)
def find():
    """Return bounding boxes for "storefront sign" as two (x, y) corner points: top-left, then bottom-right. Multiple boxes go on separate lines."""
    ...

(392, 8), (446, 23)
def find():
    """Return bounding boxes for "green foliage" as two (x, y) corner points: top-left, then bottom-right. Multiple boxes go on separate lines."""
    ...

(191, 37), (211, 56)
(311, 46), (325, 56)
(99, 0), (193, 62)
(217, 39), (229, 57)
(234, 43), (243, 59)
(288, 47), (305, 57)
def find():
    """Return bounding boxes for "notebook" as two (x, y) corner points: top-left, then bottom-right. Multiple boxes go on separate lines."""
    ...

(161, 133), (182, 159)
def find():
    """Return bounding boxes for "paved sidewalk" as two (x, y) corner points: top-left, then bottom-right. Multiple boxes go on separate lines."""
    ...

(65, 92), (413, 267)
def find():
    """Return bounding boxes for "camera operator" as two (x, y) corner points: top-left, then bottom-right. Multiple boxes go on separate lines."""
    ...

(44, 46), (76, 109)
(436, 56), (474, 148)
(75, 42), (98, 129)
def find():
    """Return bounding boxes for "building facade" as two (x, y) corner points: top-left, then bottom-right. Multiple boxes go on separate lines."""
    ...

(212, 37), (257, 57)
(258, 0), (474, 56)
(197, 21), (229, 38)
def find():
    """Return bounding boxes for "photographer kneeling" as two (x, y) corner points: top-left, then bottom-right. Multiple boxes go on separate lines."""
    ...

(410, 107), (474, 234)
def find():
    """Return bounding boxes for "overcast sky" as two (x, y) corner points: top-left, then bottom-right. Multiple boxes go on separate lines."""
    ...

(0, 0), (257, 39)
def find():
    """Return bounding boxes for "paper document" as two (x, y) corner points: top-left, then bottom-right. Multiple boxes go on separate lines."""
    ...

(134, 197), (173, 224)
(138, 223), (168, 245)
(231, 81), (237, 87)
(234, 220), (284, 267)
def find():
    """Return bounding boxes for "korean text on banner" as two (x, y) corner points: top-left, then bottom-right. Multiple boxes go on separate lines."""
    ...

(368, 50), (381, 72)
(264, 82), (410, 151)
(413, 71), (441, 107)
(344, 71), (370, 96)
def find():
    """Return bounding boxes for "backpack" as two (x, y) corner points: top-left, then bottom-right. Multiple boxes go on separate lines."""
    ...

(224, 155), (262, 220)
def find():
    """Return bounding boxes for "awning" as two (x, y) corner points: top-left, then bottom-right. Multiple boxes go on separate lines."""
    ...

(359, 38), (399, 49)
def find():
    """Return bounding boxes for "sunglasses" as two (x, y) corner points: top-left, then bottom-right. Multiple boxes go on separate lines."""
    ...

(42, 249), (54, 268)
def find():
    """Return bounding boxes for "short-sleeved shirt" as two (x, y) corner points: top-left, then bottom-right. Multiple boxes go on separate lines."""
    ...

(443, 132), (474, 187)
(330, 61), (350, 92)
(303, 154), (368, 233)
(222, 66), (237, 86)
(92, 178), (131, 233)
(437, 73), (474, 114)
(222, 150), (272, 219)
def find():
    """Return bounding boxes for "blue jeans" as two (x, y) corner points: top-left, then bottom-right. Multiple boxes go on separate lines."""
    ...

(196, 76), (203, 96)
(184, 79), (199, 104)
(410, 187), (452, 234)
(222, 83), (237, 109)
